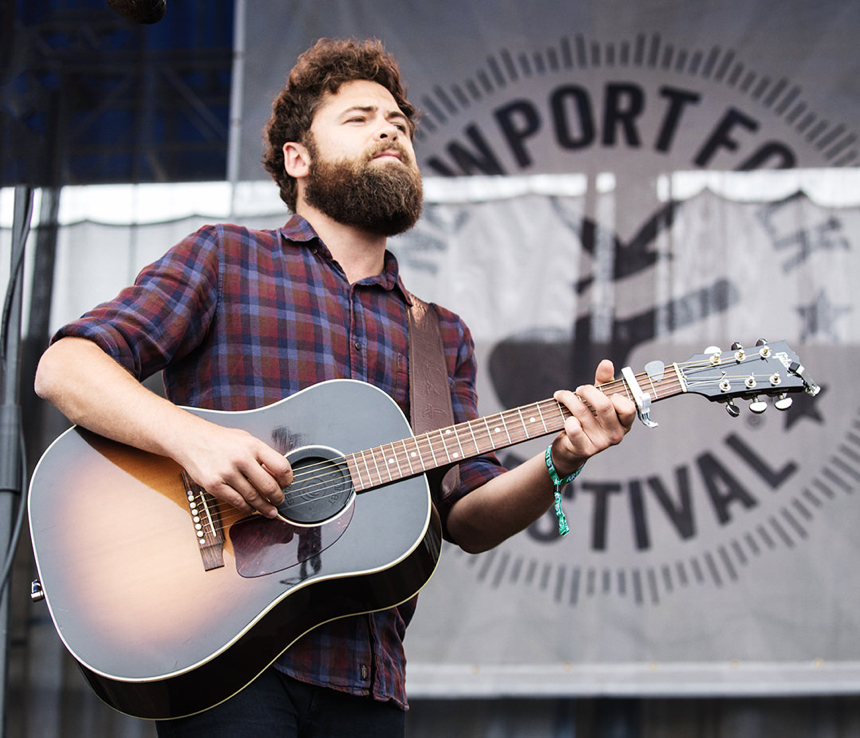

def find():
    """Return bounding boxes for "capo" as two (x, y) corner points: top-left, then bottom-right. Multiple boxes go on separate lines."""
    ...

(621, 366), (658, 428)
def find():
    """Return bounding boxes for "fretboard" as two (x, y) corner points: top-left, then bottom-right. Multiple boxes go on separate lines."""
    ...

(345, 364), (685, 492)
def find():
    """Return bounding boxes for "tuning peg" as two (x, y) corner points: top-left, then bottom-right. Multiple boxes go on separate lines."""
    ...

(756, 338), (773, 358)
(788, 361), (821, 397)
(725, 401), (741, 418)
(749, 397), (768, 414)
(774, 394), (793, 411)
(731, 341), (743, 351)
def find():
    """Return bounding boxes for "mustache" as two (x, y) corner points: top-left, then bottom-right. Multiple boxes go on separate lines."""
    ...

(364, 141), (414, 166)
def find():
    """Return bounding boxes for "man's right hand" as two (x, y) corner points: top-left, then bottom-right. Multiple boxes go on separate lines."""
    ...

(171, 422), (292, 519)
(35, 336), (292, 519)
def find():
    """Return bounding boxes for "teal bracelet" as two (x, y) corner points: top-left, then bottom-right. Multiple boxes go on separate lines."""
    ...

(544, 445), (584, 537)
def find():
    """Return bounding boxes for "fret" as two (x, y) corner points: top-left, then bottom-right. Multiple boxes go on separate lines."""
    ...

(646, 373), (658, 399)
(385, 442), (403, 480)
(503, 410), (519, 444)
(385, 445), (399, 481)
(418, 432), (439, 469)
(496, 413), (513, 444)
(465, 421), (480, 457)
(515, 407), (527, 442)
(413, 438), (426, 471)
(438, 428), (453, 463)
(346, 455), (366, 491)
(513, 407), (531, 440)
(449, 426), (465, 462)
(481, 417), (498, 452)
(369, 447), (385, 483)
(472, 418), (492, 456)
(502, 410), (521, 443)
(535, 402), (550, 434)
(359, 449), (376, 486)
(401, 439), (417, 475)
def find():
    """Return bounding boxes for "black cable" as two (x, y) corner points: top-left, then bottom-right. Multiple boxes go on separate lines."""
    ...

(0, 436), (27, 598)
(0, 187), (35, 606)
(0, 190), (33, 365)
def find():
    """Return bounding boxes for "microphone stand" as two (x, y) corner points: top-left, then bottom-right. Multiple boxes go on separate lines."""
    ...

(0, 186), (34, 738)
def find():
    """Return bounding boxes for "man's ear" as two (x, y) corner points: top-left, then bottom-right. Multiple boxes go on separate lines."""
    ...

(283, 142), (310, 178)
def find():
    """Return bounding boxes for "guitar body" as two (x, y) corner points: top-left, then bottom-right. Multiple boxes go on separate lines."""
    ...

(28, 379), (441, 720)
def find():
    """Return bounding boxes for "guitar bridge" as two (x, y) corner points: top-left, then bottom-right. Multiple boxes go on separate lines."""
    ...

(181, 471), (225, 571)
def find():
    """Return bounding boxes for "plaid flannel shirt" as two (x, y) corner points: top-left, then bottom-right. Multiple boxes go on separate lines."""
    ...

(54, 215), (504, 709)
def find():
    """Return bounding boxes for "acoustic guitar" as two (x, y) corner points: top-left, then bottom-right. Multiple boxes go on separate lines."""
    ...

(28, 340), (817, 719)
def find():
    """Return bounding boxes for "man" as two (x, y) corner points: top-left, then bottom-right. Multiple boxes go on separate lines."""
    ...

(34, 38), (635, 737)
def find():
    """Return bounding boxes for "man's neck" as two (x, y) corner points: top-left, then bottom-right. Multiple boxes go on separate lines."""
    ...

(297, 204), (387, 284)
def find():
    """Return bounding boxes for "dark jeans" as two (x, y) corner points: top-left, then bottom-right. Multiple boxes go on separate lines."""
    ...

(155, 669), (406, 738)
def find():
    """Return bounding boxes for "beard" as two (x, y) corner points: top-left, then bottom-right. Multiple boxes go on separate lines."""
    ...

(302, 139), (423, 237)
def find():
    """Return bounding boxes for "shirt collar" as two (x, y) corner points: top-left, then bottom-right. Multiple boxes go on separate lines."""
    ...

(280, 214), (412, 305)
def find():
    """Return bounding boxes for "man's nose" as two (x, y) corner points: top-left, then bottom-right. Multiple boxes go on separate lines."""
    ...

(376, 121), (399, 141)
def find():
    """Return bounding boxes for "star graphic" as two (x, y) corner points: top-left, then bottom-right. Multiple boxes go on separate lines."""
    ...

(783, 384), (827, 431)
(796, 291), (852, 341)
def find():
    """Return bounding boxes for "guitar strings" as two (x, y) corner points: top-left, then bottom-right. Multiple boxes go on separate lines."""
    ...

(272, 353), (779, 499)
(194, 353), (786, 532)
(197, 359), (695, 531)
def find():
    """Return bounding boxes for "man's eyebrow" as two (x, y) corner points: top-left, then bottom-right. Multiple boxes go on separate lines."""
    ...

(339, 104), (375, 117)
(339, 104), (408, 122)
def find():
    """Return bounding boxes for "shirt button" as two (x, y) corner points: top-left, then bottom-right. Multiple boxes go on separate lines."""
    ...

(354, 342), (362, 351)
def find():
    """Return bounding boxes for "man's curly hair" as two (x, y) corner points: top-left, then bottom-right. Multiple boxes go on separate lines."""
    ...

(262, 38), (418, 212)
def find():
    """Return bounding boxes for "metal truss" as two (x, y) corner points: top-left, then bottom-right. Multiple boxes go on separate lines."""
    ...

(1, 1), (234, 186)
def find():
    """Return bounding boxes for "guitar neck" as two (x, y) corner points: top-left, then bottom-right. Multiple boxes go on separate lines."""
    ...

(346, 364), (685, 492)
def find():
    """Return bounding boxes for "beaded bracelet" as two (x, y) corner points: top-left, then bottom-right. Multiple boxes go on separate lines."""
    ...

(544, 445), (584, 537)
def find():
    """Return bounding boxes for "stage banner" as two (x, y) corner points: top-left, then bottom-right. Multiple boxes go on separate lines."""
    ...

(235, 0), (860, 695)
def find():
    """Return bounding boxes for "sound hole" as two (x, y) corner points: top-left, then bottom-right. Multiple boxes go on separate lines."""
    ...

(277, 446), (354, 525)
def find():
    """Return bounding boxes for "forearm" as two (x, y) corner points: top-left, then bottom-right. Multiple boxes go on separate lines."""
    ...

(35, 336), (291, 516)
(34, 336), (204, 459)
(445, 446), (566, 554)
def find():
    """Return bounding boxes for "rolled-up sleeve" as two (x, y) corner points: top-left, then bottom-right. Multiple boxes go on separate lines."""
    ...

(53, 226), (221, 382)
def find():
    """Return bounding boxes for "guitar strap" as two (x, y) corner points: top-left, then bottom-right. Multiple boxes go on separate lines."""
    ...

(407, 294), (461, 533)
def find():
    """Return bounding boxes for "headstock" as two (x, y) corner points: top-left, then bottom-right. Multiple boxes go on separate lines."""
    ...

(677, 339), (820, 417)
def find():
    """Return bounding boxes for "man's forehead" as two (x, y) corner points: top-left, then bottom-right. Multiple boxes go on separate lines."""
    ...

(317, 80), (402, 117)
